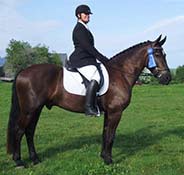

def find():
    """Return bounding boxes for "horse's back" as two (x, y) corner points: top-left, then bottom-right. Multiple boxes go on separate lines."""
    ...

(18, 63), (61, 79)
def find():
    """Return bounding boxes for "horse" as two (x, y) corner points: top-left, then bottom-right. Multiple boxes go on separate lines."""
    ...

(7, 35), (171, 167)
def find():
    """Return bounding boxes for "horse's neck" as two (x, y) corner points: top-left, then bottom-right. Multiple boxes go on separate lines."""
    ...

(111, 48), (147, 87)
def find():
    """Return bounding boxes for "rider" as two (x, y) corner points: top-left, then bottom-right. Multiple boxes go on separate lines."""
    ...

(69, 4), (109, 116)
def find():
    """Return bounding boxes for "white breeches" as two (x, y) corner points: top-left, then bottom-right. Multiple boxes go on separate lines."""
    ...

(77, 65), (100, 84)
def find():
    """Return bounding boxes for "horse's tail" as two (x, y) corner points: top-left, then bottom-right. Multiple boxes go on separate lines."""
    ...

(7, 74), (20, 154)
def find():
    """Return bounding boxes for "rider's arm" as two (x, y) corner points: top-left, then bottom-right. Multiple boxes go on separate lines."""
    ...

(74, 26), (109, 64)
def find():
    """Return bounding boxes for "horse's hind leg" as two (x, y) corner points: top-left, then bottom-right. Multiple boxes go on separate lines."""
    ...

(13, 127), (25, 167)
(13, 113), (31, 167)
(25, 107), (43, 165)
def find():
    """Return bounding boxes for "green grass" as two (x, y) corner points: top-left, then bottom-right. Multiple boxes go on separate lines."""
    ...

(0, 82), (183, 175)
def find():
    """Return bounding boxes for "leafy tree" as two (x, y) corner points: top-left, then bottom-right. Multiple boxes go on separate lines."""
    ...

(6, 39), (33, 73)
(0, 67), (5, 77)
(3, 62), (14, 78)
(5, 39), (62, 74)
(175, 65), (184, 83)
(169, 69), (177, 84)
(32, 44), (50, 64)
(48, 52), (62, 65)
(138, 68), (153, 84)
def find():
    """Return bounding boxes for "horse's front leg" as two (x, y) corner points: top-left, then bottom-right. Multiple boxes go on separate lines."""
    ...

(101, 111), (122, 165)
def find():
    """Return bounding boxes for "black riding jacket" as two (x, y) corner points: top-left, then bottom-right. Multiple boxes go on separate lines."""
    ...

(69, 22), (108, 68)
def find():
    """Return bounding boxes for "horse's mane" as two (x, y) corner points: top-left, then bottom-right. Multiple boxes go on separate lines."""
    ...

(110, 40), (151, 60)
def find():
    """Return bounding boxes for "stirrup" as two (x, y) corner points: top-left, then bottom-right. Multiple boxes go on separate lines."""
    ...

(85, 106), (99, 116)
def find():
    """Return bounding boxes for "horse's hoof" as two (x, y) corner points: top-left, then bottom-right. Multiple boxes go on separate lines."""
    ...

(33, 158), (41, 165)
(100, 152), (105, 159)
(100, 152), (113, 165)
(15, 160), (26, 168)
(104, 158), (113, 165)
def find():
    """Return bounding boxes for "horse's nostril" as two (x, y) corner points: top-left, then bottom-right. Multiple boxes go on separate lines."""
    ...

(159, 73), (171, 85)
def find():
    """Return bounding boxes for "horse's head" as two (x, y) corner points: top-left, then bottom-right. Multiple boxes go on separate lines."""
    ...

(146, 35), (171, 85)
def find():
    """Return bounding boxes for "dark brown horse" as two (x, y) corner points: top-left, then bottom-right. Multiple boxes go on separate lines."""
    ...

(7, 35), (171, 167)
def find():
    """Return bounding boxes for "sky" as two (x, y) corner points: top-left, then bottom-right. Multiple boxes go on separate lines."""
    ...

(0, 0), (184, 68)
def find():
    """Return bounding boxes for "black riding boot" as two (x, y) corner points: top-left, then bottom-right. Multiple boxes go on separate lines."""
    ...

(85, 80), (99, 116)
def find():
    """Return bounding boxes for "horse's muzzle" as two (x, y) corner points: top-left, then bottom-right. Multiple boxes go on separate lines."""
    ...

(158, 71), (172, 85)
(151, 68), (171, 85)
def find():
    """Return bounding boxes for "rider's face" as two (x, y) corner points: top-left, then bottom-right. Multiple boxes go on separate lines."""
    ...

(78, 13), (90, 24)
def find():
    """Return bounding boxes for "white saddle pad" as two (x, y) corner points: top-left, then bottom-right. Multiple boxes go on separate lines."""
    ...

(63, 64), (109, 96)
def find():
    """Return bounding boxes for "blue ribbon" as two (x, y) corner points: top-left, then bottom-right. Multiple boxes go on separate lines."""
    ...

(147, 48), (156, 68)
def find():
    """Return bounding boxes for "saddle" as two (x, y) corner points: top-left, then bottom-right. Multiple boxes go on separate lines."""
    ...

(63, 60), (109, 96)
(65, 60), (104, 90)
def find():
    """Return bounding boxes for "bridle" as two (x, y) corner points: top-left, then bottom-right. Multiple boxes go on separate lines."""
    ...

(147, 46), (170, 78)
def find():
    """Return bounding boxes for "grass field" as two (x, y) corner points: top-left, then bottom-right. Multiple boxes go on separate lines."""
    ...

(0, 82), (183, 175)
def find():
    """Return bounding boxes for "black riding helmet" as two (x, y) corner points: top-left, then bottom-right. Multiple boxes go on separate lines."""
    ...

(75, 5), (92, 17)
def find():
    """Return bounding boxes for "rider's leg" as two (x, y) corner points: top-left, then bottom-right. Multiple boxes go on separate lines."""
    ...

(77, 65), (100, 116)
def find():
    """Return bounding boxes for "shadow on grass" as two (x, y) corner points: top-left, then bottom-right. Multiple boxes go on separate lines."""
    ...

(3, 126), (183, 170)
(38, 126), (184, 163)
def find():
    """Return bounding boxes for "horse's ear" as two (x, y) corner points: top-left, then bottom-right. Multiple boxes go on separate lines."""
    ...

(154, 34), (162, 43)
(159, 36), (167, 46)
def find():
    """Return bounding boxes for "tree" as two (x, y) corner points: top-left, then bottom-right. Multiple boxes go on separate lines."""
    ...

(0, 67), (5, 77)
(6, 39), (33, 73)
(175, 65), (184, 83)
(5, 39), (62, 75)
(32, 44), (50, 64)
(48, 52), (62, 66)
(169, 69), (176, 84)
(139, 68), (152, 84)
